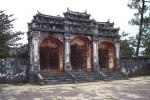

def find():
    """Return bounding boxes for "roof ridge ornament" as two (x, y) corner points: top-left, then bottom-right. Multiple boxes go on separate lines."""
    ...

(107, 19), (110, 23)
(37, 11), (41, 14)
(85, 10), (87, 14)
(67, 7), (70, 12)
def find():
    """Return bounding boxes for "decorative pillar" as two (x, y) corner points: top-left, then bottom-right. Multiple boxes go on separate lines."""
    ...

(115, 42), (120, 68)
(92, 36), (99, 71)
(31, 31), (40, 72)
(64, 34), (72, 71)
(29, 40), (33, 66)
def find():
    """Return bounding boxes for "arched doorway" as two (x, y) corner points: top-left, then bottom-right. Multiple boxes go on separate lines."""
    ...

(99, 42), (115, 71)
(70, 36), (91, 71)
(40, 37), (63, 72)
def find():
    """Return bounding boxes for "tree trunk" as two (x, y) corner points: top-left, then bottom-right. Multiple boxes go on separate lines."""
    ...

(136, 0), (145, 56)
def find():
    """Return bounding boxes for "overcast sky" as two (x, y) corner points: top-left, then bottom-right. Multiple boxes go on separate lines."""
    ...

(0, 0), (138, 43)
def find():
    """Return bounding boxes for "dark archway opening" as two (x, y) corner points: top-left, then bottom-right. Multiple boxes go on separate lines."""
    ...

(70, 36), (91, 71)
(40, 38), (62, 71)
(40, 46), (59, 70)
(99, 42), (115, 71)
(99, 49), (109, 70)
(71, 44), (87, 70)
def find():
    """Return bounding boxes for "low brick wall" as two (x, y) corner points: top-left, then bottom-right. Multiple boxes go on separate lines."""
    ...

(0, 58), (29, 83)
(120, 57), (150, 76)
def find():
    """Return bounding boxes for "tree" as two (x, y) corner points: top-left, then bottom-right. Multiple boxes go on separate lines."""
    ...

(128, 0), (150, 56)
(120, 32), (135, 57)
(0, 10), (24, 58)
(9, 43), (29, 58)
(120, 39), (135, 57)
(142, 24), (150, 55)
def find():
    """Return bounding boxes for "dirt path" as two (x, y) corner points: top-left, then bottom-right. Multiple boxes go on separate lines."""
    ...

(0, 76), (150, 100)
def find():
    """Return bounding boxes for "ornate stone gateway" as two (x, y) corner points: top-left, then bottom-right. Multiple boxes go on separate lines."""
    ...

(27, 9), (121, 83)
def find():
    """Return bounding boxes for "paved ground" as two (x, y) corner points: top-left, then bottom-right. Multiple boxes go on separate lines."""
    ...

(0, 76), (150, 100)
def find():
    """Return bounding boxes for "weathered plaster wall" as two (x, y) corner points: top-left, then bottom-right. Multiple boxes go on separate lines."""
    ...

(0, 58), (29, 83)
(120, 57), (150, 76)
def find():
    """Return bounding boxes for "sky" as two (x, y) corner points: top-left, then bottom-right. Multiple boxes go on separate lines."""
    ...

(0, 0), (138, 44)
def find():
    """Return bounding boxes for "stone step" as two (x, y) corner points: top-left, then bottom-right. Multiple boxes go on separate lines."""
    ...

(70, 71), (102, 82)
(75, 76), (100, 80)
(44, 78), (73, 82)
(43, 77), (72, 80)
(72, 72), (97, 75)
(39, 72), (74, 84)
(38, 70), (127, 84)
(44, 80), (73, 84)
(101, 71), (127, 80)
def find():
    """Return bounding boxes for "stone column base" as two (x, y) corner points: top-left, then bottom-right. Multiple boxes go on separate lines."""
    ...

(93, 62), (99, 71)
(64, 62), (72, 72)
(115, 58), (120, 70)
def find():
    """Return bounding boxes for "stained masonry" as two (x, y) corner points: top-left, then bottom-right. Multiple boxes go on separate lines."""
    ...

(27, 9), (121, 83)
